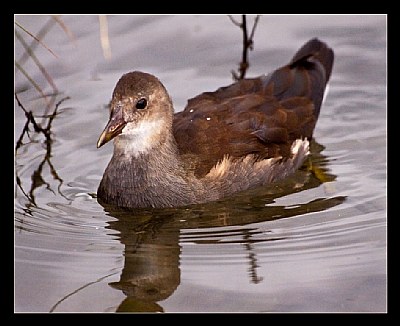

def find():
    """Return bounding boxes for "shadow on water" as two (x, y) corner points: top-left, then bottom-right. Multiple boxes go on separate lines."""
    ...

(98, 141), (346, 312)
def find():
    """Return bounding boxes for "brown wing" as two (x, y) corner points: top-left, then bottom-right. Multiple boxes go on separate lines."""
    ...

(173, 38), (334, 178)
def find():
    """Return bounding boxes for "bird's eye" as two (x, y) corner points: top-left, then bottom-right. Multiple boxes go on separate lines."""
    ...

(136, 98), (147, 110)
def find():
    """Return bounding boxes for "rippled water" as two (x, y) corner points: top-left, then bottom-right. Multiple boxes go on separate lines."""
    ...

(14, 15), (386, 312)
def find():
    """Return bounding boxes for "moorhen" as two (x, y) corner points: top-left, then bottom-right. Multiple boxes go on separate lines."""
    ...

(96, 38), (334, 208)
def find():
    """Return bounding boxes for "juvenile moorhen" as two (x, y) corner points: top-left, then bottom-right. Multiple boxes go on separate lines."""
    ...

(97, 38), (334, 208)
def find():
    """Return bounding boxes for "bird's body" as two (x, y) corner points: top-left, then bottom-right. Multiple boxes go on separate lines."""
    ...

(97, 38), (334, 208)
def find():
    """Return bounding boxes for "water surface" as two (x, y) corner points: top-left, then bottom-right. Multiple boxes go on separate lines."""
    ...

(14, 15), (386, 312)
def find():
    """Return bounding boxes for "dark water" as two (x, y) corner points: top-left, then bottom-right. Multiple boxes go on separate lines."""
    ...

(14, 15), (386, 312)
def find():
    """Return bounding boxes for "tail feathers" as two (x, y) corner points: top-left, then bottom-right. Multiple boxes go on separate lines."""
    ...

(290, 38), (334, 84)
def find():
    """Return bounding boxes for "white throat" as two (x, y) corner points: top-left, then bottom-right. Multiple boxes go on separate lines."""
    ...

(114, 119), (163, 157)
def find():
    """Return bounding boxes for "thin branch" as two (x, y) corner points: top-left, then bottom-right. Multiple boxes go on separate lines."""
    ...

(49, 271), (119, 312)
(15, 21), (59, 59)
(249, 15), (261, 46)
(15, 30), (58, 93)
(15, 93), (47, 140)
(45, 96), (70, 130)
(52, 15), (77, 45)
(228, 15), (242, 27)
(15, 117), (30, 150)
(17, 17), (57, 65)
(15, 174), (36, 206)
(15, 94), (69, 144)
(15, 94), (71, 205)
(239, 14), (249, 79)
(15, 16), (73, 209)
(229, 15), (262, 80)
(14, 92), (28, 115)
(15, 61), (51, 106)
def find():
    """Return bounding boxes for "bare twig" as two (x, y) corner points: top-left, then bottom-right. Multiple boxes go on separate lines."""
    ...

(229, 15), (261, 80)
(15, 93), (48, 147)
(16, 17), (57, 65)
(15, 117), (31, 152)
(52, 15), (77, 45)
(249, 15), (261, 46)
(15, 21), (59, 59)
(15, 16), (60, 116)
(15, 16), (74, 207)
(228, 15), (242, 27)
(16, 174), (36, 206)
(15, 61), (51, 106)
(238, 14), (249, 79)
(49, 271), (119, 312)
(15, 30), (58, 94)
(15, 94), (71, 204)
(43, 95), (70, 141)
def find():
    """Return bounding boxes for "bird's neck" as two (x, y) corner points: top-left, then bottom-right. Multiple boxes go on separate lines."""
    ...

(98, 130), (203, 208)
(113, 117), (170, 158)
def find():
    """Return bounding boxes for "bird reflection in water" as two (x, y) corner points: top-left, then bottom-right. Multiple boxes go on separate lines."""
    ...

(103, 141), (345, 312)
(105, 211), (180, 312)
